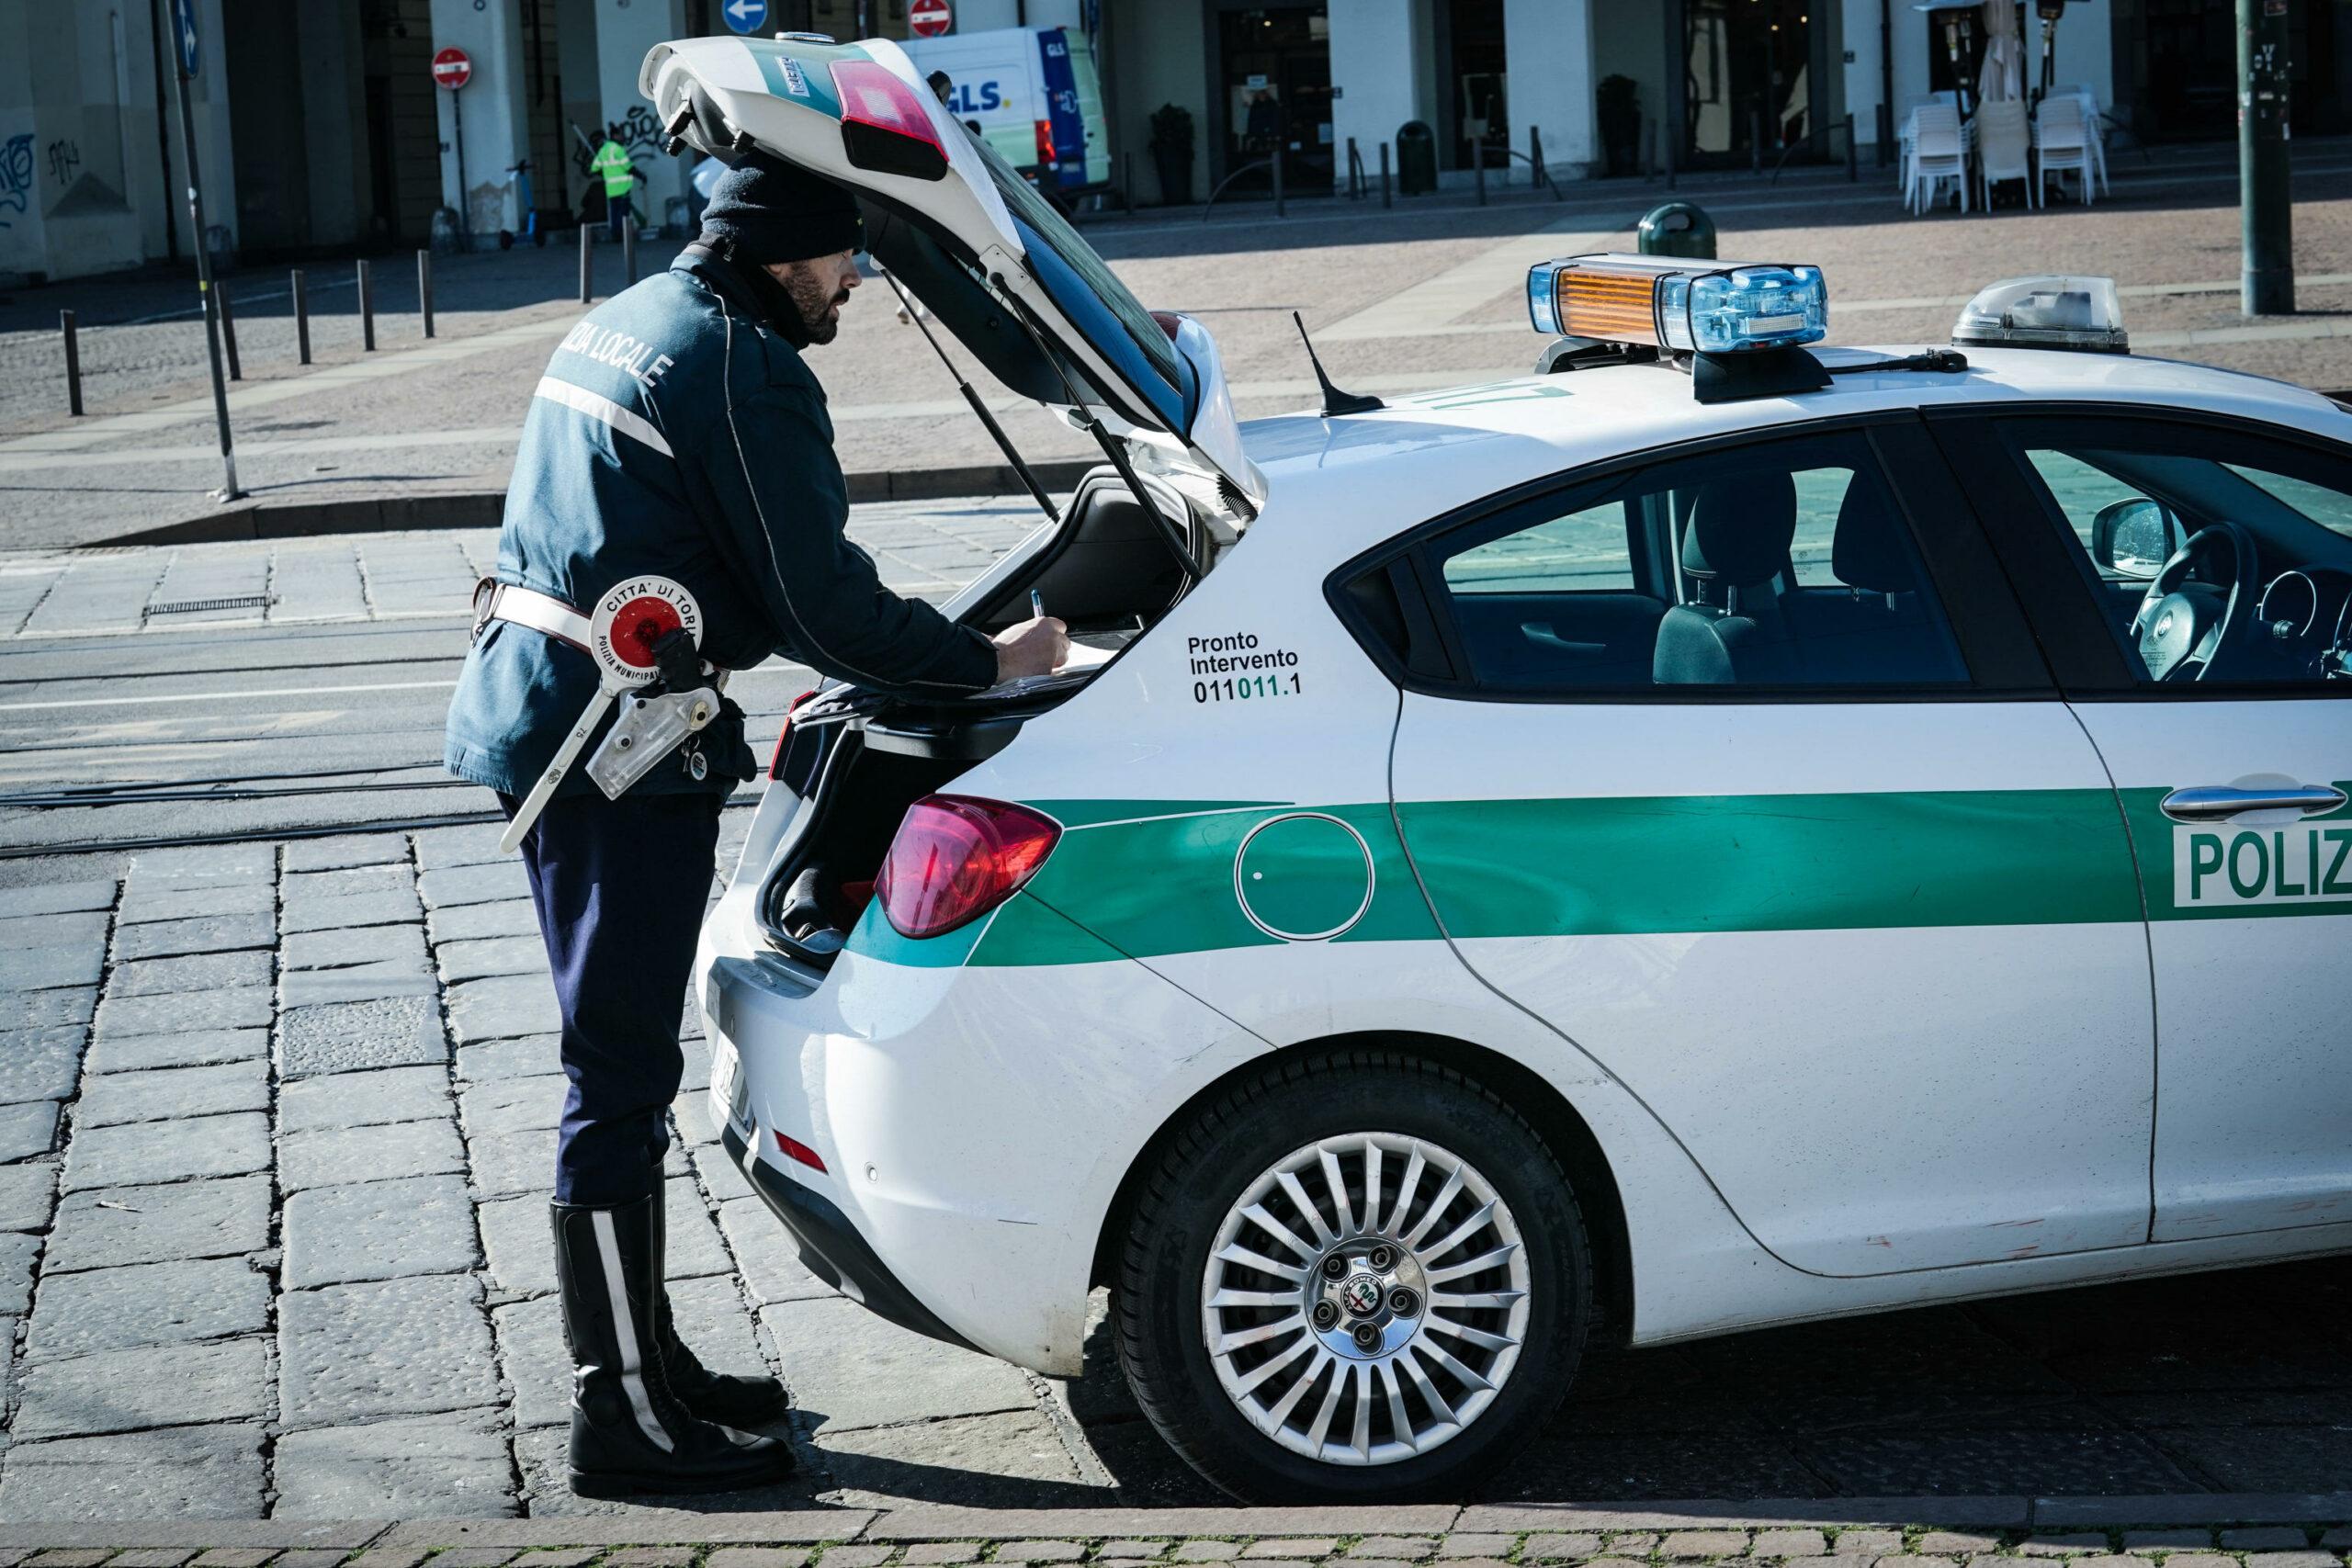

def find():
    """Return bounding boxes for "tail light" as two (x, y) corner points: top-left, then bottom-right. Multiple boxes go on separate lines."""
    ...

(874, 795), (1059, 939)
(1034, 118), (1057, 166)
(831, 61), (950, 181)
(767, 687), (820, 782)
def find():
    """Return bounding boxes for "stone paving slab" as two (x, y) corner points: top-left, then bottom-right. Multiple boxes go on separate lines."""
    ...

(0, 944), (107, 993)
(271, 1412), (517, 1519)
(277, 1066), (454, 1135)
(458, 1076), (568, 1140)
(61, 1111), (274, 1192)
(113, 884), (275, 926)
(436, 935), (546, 985)
(282, 834), (413, 874)
(0, 1227), (40, 1313)
(74, 1061), (270, 1128)
(96, 987), (272, 1040)
(282, 1173), (480, 1288)
(0, 909), (109, 949)
(21, 1258), (273, 1361)
(107, 952), (274, 998)
(280, 924), (432, 974)
(0, 881), (118, 919)
(818, 1408), (1084, 1509)
(84, 1027), (270, 1077)
(428, 899), (541, 945)
(0, 1029), (88, 1106)
(453, 1035), (561, 1085)
(279, 1116), (468, 1194)
(418, 863), (531, 910)
(0, 1422), (271, 1521)
(278, 959), (438, 1010)
(112, 917), (276, 964)
(278, 891), (424, 936)
(11, 1337), (271, 1439)
(42, 1176), (271, 1273)
(277, 1274), (501, 1428)
(758, 1295), (1037, 1432)
(1456, 1503), (2038, 1532)
(0, 1160), (59, 1231)
(371, 1515), (872, 1547)
(0, 1100), (62, 1165)
(445, 976), (563, 1047)
(4, 988), (96, 1032)
(277, 997), (447, 1079)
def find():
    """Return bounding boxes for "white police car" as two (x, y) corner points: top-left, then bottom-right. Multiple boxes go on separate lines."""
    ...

(647, 33), (2352, 1500)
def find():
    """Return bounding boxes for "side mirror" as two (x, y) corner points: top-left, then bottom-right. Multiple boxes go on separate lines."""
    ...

(2091, 497), (2184, 577)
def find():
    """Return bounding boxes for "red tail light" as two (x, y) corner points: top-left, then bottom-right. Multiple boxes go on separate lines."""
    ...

(831, 61), (951, 181)
(767, 687), (820, 781)
(874, 795), (1060, 939)
(1034, 118), (1057, 165)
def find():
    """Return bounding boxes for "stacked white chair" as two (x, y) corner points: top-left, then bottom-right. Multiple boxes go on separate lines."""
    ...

(1975, 99), (2035, 209)
(2034, 96), (2095, 205)
(1907, 102), (1968, 213)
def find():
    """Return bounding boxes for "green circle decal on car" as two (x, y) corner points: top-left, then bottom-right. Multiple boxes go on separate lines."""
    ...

(1234, 813), (1376, 942)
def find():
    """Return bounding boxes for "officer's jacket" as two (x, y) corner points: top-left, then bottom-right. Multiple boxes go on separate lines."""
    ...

(445, 249), (998, 801)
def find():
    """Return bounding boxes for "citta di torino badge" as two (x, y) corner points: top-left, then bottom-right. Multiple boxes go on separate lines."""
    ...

(499, 577), (703, 853)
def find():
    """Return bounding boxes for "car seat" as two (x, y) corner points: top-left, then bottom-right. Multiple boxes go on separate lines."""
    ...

(1653, 473), (1800, 685)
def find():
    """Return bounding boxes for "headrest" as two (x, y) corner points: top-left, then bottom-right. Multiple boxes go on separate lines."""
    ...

(1682, 472), (1796, 587)
(1830, 474), (1919, 593)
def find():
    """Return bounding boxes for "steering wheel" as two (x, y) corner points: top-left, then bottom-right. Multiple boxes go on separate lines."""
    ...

(2128, 521), (2256, 682)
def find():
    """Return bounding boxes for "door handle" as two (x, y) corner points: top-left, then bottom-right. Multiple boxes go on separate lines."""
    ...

(2159, 784), (2348, 823)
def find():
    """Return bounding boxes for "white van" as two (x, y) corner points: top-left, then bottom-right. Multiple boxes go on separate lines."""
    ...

(899, 24), (1109, 190)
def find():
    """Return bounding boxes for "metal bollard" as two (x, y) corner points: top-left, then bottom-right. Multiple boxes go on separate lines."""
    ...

(1846, 113), (1859, 182)
(1530, 126), (1544, 189)
(291, 269), (311, 365)
(1379, 142), (1391, 208)
(61, 310), (82, 416)
(578, 223), (593, 304)
(1270, 146), (1283, 218)
(216, 279), (243, 381)
(623, 219), (637, 288)
(418, 249), (435, 339)
(1474, 142), (1487, 206)
(357, 258), (375, 352)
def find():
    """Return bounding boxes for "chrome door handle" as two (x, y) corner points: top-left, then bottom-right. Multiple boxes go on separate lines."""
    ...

(2159, 784), (2348, 823)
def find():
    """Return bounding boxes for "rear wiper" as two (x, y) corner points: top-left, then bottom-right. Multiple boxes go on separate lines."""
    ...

(879, 269), (1060, 525)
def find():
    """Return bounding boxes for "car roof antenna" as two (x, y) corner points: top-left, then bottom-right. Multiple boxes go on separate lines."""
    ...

(1293, 311), (1384, 417)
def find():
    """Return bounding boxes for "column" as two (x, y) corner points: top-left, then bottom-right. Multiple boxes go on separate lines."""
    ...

(1503, 0), (1598, 180)
(1329, 0), (1434, 182)
(428, 0), (531, 241)
(590, 0), (690, 235)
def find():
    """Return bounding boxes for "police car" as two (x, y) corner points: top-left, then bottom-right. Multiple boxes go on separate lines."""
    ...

(644, 33), (2352, 1500)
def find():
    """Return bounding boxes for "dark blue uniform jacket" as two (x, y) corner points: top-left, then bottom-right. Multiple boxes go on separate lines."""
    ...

(445, 249), (998, 800)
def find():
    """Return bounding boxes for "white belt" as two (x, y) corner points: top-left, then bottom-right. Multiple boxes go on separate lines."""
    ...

(474, 581), (593, 654)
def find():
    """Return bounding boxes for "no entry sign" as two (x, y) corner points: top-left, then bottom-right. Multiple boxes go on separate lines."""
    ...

(910, 0), (951, 38)
(432, 46), (472, 90)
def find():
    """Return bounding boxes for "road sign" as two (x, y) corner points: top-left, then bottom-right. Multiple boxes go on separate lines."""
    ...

(432, 47), (472, 91)
(170, 0), (199, 76)
(721, 0), (770, 35)
(910, 0), (952, 38)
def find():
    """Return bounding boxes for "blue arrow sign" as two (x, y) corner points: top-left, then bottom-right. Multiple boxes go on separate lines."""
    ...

(171, 0), (199, 75)
(722, 0), (769, 35)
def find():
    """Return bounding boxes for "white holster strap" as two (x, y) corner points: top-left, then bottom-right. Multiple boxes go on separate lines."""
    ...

(472, 579), (594, 655)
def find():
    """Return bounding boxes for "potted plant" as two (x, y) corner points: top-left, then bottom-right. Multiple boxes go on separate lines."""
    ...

(1597, 74), (1641, 176)
(1149, 102), (1194, 206)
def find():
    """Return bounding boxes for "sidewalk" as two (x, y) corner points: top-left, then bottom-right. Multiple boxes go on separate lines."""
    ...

(1, 142), (2347, 550)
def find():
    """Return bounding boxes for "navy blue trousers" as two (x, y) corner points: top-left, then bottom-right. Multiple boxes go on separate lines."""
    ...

(502, 790), (721, 1206)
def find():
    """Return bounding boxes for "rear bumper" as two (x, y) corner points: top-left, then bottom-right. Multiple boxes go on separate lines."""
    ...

(718, 1122), (976, 1351)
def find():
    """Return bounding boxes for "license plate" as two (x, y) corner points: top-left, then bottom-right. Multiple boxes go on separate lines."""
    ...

(708, 1040), (747, 1137)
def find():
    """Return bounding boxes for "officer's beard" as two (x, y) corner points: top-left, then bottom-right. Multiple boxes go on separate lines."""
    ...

(776, 262), (851, 345)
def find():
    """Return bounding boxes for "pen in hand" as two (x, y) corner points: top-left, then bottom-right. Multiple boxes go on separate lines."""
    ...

(1030, 588), (1046, 621)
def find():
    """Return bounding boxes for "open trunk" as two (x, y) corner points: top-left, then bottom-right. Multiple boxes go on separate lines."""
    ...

(753, 467), (1230, 968)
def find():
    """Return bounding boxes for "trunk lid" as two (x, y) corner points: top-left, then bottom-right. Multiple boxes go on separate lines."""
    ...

(640, 33), (1264, 515)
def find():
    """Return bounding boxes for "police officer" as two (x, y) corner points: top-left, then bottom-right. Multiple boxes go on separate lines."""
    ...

(445, 154), (1067, 1498)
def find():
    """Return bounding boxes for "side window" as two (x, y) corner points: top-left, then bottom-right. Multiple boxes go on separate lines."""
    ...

(2000, 421), (2352, 689)
(1422, 433), (1971, 692)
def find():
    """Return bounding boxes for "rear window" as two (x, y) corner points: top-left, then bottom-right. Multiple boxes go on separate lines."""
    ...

(964, 133), (1183, 398)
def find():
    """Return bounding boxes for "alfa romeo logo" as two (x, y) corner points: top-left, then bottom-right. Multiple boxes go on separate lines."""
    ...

(1340, 1272), (1383, 1317)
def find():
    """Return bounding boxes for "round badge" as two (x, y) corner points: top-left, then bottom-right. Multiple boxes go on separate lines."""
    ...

(1233, 812), (1376, 942)
(589, 575), (701, 687)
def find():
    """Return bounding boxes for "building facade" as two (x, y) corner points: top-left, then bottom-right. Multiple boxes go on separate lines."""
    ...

(0, 0), (2341, 286)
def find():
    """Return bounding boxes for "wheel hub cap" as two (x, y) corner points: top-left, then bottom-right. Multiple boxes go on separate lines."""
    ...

(1200, 1132), (1532, 1467)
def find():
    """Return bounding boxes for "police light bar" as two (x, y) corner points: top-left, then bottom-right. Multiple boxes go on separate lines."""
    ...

(1951, 275), (2128, 354)
(1526, 254), (1829, 355)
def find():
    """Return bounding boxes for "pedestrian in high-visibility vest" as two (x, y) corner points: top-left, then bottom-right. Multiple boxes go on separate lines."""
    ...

(591, 138), (639, 241)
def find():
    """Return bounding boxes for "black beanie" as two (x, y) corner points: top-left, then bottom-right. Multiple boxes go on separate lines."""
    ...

(699, 152), (864, 263)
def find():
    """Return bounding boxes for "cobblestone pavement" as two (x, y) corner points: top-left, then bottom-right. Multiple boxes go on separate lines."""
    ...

(3, 141), (2350, 547)
(2, 509), (2351, 1518)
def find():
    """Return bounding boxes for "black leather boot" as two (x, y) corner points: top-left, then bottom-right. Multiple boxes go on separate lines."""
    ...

(551, 1195), (796, 1497)
(650, 1187), (789, 1427)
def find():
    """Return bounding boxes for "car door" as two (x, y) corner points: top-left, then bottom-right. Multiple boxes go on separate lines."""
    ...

(1938, 408), (2352, 1243)
(1369, 416), (2161, 1278)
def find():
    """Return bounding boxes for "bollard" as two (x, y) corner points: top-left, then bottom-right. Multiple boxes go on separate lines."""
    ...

(1474, 142), (1487, 206)
(1379, 141), (1391, 208)
(61, 310), (82, 416)
(357, 258), (376, 351)
(1530, 125), (1545, 189)
(1846, 113), (1858, 182)
(216, 279), (243, 381)
(291, 269), (311, 365)
(623, 219), (637, 288)
(578, 223), (593, 304)
(418, 249), (435, 339)
(1272, 143), (1284, 218)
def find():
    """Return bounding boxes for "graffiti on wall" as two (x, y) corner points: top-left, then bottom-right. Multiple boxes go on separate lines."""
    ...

(571, 103), (660, 176)
(0, 134), (33, 226)
(44, 139), (78, 187)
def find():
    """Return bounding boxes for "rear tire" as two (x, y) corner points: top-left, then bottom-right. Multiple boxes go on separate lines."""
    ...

(1114, 1049), (1591, 1501)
